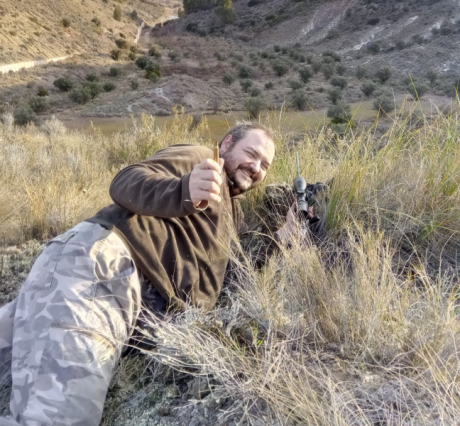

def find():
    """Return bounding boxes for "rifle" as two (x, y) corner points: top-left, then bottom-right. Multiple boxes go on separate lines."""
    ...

(294, 153), (326, 229)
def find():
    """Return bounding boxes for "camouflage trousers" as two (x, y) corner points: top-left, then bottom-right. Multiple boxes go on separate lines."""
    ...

(0, 222), (141, 426)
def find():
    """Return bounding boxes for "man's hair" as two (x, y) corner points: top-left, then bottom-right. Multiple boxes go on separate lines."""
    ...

(219, 122), (274, 148)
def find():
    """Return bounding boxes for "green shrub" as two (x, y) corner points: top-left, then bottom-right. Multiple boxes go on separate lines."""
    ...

(85, 73), (100, 82)
(426, 70), (438, 86)
(128, 52), (136, 61)
(240, 79), (253, 93)
(443, 79), (459, 98)
(328, 87), (343, 104)
(299, 67), (312, 83)
(145, 61), (161, 81)
(274, 45), (280, 52)
(265, 81), (274, 89)
(373, 95), (395, 113)
(395, 40), (406, 50)
(272, 60), (289, 77)
(406, 81), (428, 100)
(327, 103), (352, 123)
(135, 56), (149, 69)
(28, 96), (49, 113)
(330, 76), (348, 89)
(69, 88), (91, 104)
(367, 43), (380, 54)
(322, 63), (335, 80)
(288, 80), (303, 90)
(148, 45), (162, 59)
(110, 49), (122, 61)
(375, 67), (392, 83)
(323, 51), (341, 62)
(336, 64), (346, 76)
(130, 10), (138, 20)
(102, 82), (116, 92)
(361, 82), (377, 97)
(91, 17), (101, 27)
(130, 80), (139, 90)
(239, 66), (253, 79)
(36, 86), (49, 97)
(53, 77), (73, 92)
(83, 82), (103, 99)
(250, 87), (262, 97)
(247, 97), (264, 119)
(223, 72), (235, 85)
(62, 18), (71, 28)
(14, 106), (36, 125)
(114, 6), (122, 21)
(115, 38), (129, 49)
(356, 65), (367, 79)
(109, 67), (121, 77)
(291, 89), (307, 111)
(168, 51), (180, 62)
(311, 59), (322, 73)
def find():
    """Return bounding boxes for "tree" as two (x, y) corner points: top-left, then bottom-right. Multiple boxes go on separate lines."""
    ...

(327, 103), (352, 124)
(239, 66), (252, 79)
(272, 60), (289, 77)
(299, 67), (312, 83)
(328, 87), (342, 104)
(426, 70), (438, 86)
(289, 80), (303, 91)
(223, 72), (235, 85)
(240, 79), (253, 93)
(322, 63), (335, 80)
(53, 77), (73, 92)
(217, 0), (234, 24)
(83, 82), (103, 99)
(330, 76), (348, 90)
(373, 95), (395, 114)
(356, 65), (367, 79)
(406, 82), (428, 100)
(291, 89), (308, 111)
(114, 6), (122, 21)
(145, 61), (161, 81)
(361, 82), (376, 97)
(375, 67), (391, 83)
(135, 56), (149, 69)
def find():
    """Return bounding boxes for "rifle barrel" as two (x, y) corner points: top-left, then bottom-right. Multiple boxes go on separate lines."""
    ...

(296, 152), (301, 177)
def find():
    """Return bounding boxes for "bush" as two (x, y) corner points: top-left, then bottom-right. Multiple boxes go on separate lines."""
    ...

(103, 82), (116, 92)
(330, 76), (348, 90)
(114, 6), (122, 21)
(336, 64), (346, 76)
(327, 103), (352, 123)
(135, 56), (149, 69)
(37, 86), (49, 97)
(109, 67), (121, 77)
(291, 89), (308, 111)
(14, 106), (36, 125)
(289, 80), (303, 90)
(328, 87), (343, 104)
(240, 79), (253, 93)
(356, 65), (368, 79)
(322, 63), (335, 80)
(85, 73), (100, 82)
(361, 82), (377, 97)
(247, 97), (264, 118)
(299, 67), (312, 83)
(69, 88), (91, 104)
(223, 72), (235, 86)
(375, 67), (392, 83)
(274, 45), (280, 52)
(311, 59), (322, 73)
(406, 82), (428, 100)
(91, 17), (101, 27)
(250, 87), (262, 97)
(28, 96), (49, 113)
(145, 61), (161, 81)
(239, 66), (253, 79)
(130, 10), (138, 20)
(395, 40), (406, 50)
(83, 82), (103, 99)
(148, 45), (162, 59)
(373, 95), (395, 113)
(115, 38), (129, 49)
(272, 60), (289, 77)
(110, 49), (122, 61)
(367, 43), (380, 54)
(265, 81), (274, 89)
(323, 51), (341, 62)
(130, 80), (139, 90)
(62, 18), (71, 28)
(426, 70), (438, 86)
(53, 77), (73, 92)
(443, 79), (460, 98)
(168, 51), (180, 62)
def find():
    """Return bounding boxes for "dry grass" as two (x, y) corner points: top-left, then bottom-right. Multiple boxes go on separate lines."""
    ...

(1, 105), (460, 424)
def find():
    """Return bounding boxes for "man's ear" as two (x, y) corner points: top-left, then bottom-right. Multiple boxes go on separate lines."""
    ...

(220, 134), (233, 154)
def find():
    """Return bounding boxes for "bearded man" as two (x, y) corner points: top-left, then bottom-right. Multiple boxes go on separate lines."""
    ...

(0, 122), (277, 426)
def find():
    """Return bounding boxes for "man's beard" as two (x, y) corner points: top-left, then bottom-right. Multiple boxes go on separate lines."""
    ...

(222, 153), (256, 197)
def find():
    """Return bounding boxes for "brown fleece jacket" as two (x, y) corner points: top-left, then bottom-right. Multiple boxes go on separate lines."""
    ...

(86, 144), (245, 311)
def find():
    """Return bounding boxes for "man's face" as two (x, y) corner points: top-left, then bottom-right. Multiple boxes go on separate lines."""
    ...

(220, 129), (275, 196)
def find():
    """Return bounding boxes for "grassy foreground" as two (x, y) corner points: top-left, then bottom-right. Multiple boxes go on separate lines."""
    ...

(1, 107), (460, 424)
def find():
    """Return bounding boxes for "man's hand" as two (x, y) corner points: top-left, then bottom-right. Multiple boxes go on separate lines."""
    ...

(189, 158), (225, 208)
(275, 202), (315, 245)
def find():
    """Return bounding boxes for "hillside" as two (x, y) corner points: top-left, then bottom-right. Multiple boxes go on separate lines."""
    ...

(0, 0), (179, 64)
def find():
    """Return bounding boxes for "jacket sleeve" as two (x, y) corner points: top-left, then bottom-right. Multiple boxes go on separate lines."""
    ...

(109, 145), (209, 218)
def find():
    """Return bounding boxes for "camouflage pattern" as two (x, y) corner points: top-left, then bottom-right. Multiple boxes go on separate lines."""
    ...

(0, 222), (141, 426)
